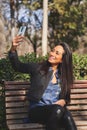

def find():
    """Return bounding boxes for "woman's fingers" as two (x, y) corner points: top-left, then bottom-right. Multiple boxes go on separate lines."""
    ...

(54, 99), (66, 107)
(11, 36), (24, 52)
(13, 36), (24, 45)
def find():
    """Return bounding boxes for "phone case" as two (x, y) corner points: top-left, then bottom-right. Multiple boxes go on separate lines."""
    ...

(17, 26), (26, 36)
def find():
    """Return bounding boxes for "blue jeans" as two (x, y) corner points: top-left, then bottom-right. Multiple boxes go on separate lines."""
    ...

(29, 104), (77, 130)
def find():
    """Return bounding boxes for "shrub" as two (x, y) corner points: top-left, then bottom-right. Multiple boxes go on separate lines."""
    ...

(73, 54), (87, 80)
(0, 53), (87, 82)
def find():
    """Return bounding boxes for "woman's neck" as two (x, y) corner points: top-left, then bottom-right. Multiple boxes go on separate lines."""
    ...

(51, 65), (58, 72)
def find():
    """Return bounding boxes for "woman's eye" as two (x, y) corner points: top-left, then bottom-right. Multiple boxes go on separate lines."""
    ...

(51, 49), (54, 52)
(51, 49), (61, 55)
(56, 51), (60, 55)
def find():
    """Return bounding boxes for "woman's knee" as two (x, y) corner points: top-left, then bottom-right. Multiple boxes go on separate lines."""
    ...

(63, 109), (77, 130)
(55, 105), (65, 120)
(47, 105), (65, 123)
(46, 105), (65, 130)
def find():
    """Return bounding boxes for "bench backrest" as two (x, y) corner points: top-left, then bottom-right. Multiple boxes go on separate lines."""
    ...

(4, 80), (87, 128)
(68, 80), (87, 128)
(4, 81), (30, 125)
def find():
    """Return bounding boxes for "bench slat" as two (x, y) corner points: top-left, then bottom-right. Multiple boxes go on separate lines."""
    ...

(6, 96), (26, 101)
(77, 126), (87, 130)
(73, 116), (87, 121)
(71, 94), (87, 99)
(5, 81), (30, 85)
(74, 80), (87, 84)
(71, 111), (87, 116)
(6, 114), (28, 120)
(5, 85), (30, 90)
(71, 88), (87, 93)
(75, 121), (87, 126)
(73, 84), (87, 88)
(8, 123), (45, 130)
(70, 99), (87, 104)
(6, 102), (28, 108)
(7, 119), (25, 124)
(68, 105), (87, 110)
(6, 108), (28, 114)
(5, 90), (27, 96)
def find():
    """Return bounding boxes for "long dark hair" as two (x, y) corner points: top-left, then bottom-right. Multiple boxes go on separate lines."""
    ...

(58, 42), (73, 102)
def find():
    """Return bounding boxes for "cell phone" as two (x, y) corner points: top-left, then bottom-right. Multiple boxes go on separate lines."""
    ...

(17, 26), (26, 36)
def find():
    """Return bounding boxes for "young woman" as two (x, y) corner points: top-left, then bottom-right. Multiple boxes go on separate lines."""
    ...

(9, 35), (77, 130)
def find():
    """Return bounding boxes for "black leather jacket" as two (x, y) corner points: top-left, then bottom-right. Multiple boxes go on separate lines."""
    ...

(9, 51), (70, 104)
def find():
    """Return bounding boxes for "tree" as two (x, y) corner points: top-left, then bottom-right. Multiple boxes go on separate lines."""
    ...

(48, 0), (87, 51)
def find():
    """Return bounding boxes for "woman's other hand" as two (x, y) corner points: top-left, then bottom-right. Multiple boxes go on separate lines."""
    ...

(54, 99), (66, 107)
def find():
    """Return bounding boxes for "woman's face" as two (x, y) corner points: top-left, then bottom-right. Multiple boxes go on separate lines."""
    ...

(48, 45), (65, 66)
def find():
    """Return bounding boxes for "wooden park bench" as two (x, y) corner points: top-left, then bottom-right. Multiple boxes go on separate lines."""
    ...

(4, 80), (87, 130)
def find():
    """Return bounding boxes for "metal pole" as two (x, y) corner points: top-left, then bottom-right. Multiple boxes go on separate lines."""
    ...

(42, 0), (48, 56)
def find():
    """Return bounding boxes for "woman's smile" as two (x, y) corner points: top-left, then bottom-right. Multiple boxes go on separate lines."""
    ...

(49, 55), (56, 61)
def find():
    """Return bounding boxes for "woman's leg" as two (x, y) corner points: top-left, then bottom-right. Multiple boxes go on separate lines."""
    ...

(29, 104), (65, 130)
(63, 108), (77, 130)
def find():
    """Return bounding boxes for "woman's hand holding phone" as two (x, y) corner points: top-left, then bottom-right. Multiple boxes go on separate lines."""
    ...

(11, 35), (24, 52)
(11, 26), (26, 52)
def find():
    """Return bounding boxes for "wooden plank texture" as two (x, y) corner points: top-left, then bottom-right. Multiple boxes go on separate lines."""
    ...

(4, 80), (87, 130)
(8, 123), (45, 130)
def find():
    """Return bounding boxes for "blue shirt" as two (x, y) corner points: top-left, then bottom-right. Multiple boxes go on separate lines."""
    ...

(29, 69), (61, 108)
